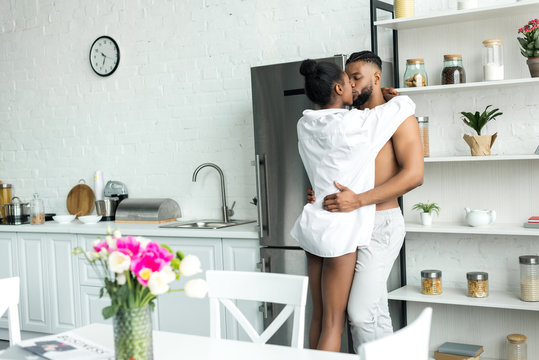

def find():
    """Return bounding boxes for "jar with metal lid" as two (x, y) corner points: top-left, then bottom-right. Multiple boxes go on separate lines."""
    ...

(519, 255), (539, 302)
(441, 55), (466, 84)
(0, 184), (12, 224)
(404, 59), (428, 88)
(482, 39), (504, 81)
(506, 333), (527, 360)
(467, 271), (488, 297)
(30, 193), (45, 225)
(421, 270), (442, 295)
(417, 117), (429, 157)
(394, 0), (414, 18)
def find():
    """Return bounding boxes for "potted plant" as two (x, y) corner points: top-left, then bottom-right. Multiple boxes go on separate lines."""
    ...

(412, 201), (440, 226)
(461, 105), (502, 156)
(518, 18), (539, 77)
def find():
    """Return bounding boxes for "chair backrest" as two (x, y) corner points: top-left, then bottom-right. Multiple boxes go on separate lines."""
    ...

(359, 307), (432, 360)
(206, 270), (308, 348)
(0, 277), (21, 346)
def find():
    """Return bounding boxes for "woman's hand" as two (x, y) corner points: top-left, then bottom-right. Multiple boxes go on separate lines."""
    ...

(306, 187), (316, 204)
(381, 87), (399, 101)
(323, 181), (361, 212)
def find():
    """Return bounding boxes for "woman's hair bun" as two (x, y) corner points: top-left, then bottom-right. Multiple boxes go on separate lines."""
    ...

(300, 59), (317, 77)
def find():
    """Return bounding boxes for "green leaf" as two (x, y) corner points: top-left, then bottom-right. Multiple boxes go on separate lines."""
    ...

(518, 37), (528, 49)
(527, 49), (534, 57)
(176, 251), (185, 261)
(171, 258), (181, 271)
(535, 50), (539, 57)
(535, 37), (539, 48)
(161, 244), (173, 254)
(99, 287), (105, 298)
(102, 305), (119, 319)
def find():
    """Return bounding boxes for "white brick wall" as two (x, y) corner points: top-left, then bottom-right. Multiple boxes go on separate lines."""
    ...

(0, 0), (370, 219)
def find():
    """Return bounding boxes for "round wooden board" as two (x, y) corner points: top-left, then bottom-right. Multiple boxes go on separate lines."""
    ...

(66, 183), (95, 216)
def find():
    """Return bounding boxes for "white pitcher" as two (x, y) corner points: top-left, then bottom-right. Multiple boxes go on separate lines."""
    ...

(464, 208), (496, 227)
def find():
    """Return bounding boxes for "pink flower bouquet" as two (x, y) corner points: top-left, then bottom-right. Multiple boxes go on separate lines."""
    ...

(73, 228), (208, 319)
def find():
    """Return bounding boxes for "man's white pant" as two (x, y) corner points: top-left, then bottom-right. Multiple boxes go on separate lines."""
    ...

(347, 208), (405, 353)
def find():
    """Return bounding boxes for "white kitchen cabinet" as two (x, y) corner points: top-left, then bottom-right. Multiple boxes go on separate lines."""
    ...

(222, 239), (262, 341)
(0, 232), (18, 330)
(155, 237), (223, 336)
(17, 232), (79, 334)
(17, 233), (50, 333)
(79, 286), (111, 326)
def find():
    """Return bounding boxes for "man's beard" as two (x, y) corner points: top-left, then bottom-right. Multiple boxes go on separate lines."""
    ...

(352, 83), (373, 108)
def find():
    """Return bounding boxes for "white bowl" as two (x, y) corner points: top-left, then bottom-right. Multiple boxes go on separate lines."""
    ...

(78, 215), (102, 224)
(53, 215), (76, 224)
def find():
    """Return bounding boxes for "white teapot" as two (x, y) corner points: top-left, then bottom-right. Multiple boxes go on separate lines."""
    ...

(464, 208), (496, 227)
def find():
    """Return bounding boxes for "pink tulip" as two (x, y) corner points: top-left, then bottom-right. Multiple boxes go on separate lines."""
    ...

(116, 236), (141, 258)
(93, 241), (109, 253)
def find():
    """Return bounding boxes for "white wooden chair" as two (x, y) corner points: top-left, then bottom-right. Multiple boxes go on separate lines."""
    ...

(206, 270), (308, 348)
(359, 307), (432, 360)
(0, 277), (21, 350)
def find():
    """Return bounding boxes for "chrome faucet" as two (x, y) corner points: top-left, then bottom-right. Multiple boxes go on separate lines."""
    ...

(192, 163), (234, 223)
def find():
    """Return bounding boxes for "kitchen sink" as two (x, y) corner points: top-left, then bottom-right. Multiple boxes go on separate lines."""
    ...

(159, 219), (256, 229)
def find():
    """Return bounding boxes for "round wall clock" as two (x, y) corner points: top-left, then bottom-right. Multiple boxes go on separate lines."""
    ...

(89, 36), (120, 77)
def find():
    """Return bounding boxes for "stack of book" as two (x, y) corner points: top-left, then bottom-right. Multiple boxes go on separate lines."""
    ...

(524, 216), (539, 229)
(434, 342), (484, 360)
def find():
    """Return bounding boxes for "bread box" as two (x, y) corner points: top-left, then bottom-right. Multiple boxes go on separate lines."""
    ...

(115, 198), (181, 224)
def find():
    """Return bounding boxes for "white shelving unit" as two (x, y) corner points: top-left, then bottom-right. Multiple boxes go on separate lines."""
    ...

(396, 78), (539, 94)
(388, 285), (539, 312)
(405, 222), (539, 236)
(373, 1), (539, 358)
(424, 154), (539, 163)
(374, 1), (539, 30)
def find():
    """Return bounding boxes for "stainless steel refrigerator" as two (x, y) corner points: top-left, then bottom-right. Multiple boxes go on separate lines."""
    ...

(251, 55), (352, 351)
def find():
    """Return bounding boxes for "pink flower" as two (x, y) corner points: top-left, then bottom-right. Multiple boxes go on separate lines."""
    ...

(130, 241), (173, 286)
(116, 236), (141, 258)
(93, 241), (109, 253)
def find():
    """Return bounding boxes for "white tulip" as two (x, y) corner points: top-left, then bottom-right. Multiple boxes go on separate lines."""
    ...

(108, 251), (131, 273)
(106, 235), (115, 249)
(148, 271), (170, 295)
(162, 265), (176, 283)
(117, 273), (126, 285)
(113, 229), (122, 239)
(184, 279), (208, 298)
(179, 255), (202, 276)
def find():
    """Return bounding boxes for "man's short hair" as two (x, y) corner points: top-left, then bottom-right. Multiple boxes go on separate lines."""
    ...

(346, 51), (382, 71)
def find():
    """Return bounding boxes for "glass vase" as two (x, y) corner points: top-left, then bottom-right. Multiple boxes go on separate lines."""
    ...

(113, 306), (153, 360)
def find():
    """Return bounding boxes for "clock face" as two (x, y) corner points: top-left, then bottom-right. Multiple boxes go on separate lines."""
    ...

(89, 36), (120, 77)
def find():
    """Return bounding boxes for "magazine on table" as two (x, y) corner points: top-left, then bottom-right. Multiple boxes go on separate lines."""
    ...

(17, 332), (113, 360)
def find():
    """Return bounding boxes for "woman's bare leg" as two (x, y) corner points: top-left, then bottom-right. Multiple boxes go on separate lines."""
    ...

(317, 251), (357, 352)
(306, 252), (323, 349)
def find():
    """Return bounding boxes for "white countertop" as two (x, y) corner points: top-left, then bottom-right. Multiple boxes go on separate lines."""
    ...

(0, 220), (259, 239)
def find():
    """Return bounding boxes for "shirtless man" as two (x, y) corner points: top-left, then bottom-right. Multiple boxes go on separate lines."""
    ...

(308, 51), (424, 352)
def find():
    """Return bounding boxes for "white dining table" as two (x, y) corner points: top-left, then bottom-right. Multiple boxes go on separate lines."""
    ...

(0, 323), (358, 360)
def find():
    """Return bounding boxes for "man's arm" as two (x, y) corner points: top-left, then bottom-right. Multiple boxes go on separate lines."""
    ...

(322, 115), (424, 212)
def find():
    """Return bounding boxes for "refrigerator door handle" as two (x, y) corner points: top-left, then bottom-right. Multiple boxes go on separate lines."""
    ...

(255, 154), (266, 239)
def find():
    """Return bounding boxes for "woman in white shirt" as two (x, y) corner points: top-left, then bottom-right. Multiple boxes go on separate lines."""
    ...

(291, 59), (414, 352)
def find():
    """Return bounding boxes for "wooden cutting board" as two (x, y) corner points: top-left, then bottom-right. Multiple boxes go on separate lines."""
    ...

(66, 180), (95, 217)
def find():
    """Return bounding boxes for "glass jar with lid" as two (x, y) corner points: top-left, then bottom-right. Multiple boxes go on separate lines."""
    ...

(404, 59), (428, 88)
(441, 54), (466, 85)
(519, 255), (539, 302)
(467, 271), (488, 298)
(417, 117), (429, 157)
(30, 193), (45, 225)
(506, 334), (527, 360)
(482, 39), (504, 81)
(0, 184), (12, 224)
(421, 269), (442, 295)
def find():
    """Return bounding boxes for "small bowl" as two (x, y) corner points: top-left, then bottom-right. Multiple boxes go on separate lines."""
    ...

(53, 215), (76, 224)
(78, 215), (102, 224)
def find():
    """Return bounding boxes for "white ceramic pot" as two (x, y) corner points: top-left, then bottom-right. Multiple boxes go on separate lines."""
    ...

(458, 0), (478, 10)
(420, 212), (432, 226)
(464, 208), (496, 227)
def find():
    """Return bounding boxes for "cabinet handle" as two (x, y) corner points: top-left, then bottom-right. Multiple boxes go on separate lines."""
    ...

(255, 154), (265, 239)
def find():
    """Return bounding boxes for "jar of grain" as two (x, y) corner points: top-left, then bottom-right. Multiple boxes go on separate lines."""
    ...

(30, 193), (45, 225)
(467, 271), (488, 297)
(417, 117), (429, 157)
(403, 59), (428, 88)
(506, 334), (527, 360)
(482, 39), (504, 81)
(0, 184), (12, 224)
(441, 55), (466, 85)
(394, 0), (414, 18)
(519, 255), (539, 302)
(421, 269), (442, 295)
